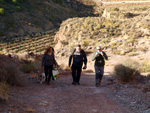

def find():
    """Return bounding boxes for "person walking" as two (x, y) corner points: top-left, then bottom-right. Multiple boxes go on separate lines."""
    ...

(92, 46), (108, 87)
(69, 44), (87, 85)
(41, 46), (58, 85)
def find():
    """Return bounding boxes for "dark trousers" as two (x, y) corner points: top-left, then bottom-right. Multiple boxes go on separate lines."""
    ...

(94, 65), (104, 85)
(44, 65), (53, 83)
(71, 65), (82, 83)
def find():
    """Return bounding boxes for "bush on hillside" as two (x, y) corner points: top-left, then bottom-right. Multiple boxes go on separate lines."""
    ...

(21, 61), (41, 73)
(0, 63), (25, 86)
(0, 81), (9, 103)
(52, 0), (62, 3)
(114, 59), (140, 82)
(140, 61), (150, 73)
(0, 8), (5, 15)
(31, 61), (41, 73)
(21, 63), (34, 73)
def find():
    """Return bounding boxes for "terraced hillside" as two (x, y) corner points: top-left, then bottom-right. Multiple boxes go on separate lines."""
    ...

(0, 0), (77, 37)
(0, 30), (56, 54)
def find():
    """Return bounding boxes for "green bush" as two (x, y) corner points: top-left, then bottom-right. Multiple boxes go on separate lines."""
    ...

(49, 15), (53, 21)
(12, 0), (17, 3)
(114, 59), (140, 82)
(0, 8), (5, 15)
(52, 0), (62, 3)
(15, 6), (21, 12)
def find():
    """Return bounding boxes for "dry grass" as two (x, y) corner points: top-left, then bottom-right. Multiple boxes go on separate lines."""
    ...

(140, 61), (150, 73)
(114, 59), (140, 82)
(0, 81), (9, 103)
(0, 62), (26, 86)
(20, 60), (41, 73)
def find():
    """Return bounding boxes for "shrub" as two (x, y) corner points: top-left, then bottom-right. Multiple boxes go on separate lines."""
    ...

(0, 81), (9, 103)
(15, 6), (21, 12)
(140, 61), (150, 73)
(21, 61), (41, 73)
(49, 15), (53, 21)
(31, 61), (41, 73)
(82, 40), (89, 47)
(52, 0), (62, 3)
(0, 63), (25, 86)
(114, 59), (140, 82)
(0, 8), (5, 15)
(21, 63), (34, 73)
(61, 40), (68, 46)
(114, 8), (119, 11)
(123, 12), (136, 18)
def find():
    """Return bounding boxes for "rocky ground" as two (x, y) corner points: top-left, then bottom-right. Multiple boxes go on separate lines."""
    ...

(0, 72), (128, 113)
(0, 51), (150, 113)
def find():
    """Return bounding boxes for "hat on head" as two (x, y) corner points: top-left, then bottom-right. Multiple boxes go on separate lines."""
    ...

(96, 46), (102, 50)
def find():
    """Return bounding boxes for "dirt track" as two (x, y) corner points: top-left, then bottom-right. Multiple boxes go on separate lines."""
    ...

(0, 71), (129, 113)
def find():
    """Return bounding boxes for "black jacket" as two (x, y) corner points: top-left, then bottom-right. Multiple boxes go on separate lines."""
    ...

(92, 51), (108, 67)
(69, 49), (87, 67)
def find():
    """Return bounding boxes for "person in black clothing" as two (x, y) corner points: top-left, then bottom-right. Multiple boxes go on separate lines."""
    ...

(41, 46), (58, 85)
(69, 44), (87, 85)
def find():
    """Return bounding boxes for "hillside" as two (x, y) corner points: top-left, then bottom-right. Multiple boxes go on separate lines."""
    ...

(0, 0), (101, 38)
(55, 3), (150, 57)
(0, 0), (76, 38)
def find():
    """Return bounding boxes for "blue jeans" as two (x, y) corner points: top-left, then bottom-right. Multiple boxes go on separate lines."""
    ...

(94, 65), (104, 84)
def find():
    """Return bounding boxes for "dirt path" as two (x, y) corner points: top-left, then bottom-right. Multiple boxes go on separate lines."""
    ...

(0, 71), (129, 113)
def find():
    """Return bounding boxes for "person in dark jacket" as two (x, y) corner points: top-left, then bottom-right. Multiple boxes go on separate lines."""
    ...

(41, 46), (58, 85)
(92, 46), (108, 87)
(69, 44), (87, 85)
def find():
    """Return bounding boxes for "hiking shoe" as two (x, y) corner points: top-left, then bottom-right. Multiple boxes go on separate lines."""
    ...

(77, 82), (80, 85)
(95, 84), (99, 87)
(72, 82), (76, 85)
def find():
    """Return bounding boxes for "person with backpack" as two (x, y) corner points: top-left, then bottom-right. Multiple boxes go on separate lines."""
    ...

(69, 44), (87, 85)
(92, 46), (108, 87)
(41, 46), (58, 85)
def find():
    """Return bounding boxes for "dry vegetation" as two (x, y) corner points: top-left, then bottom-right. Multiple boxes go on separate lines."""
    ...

(114, 59), (141, 82)
(0, 54), (42, 103)
(55, 4), (150, 57)
(0, 30), (56, 54)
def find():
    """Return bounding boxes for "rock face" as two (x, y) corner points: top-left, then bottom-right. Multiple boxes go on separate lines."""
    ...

(102, 9), (111, 18)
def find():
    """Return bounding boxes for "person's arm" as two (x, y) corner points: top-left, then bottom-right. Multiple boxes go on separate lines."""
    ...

(69, 54), (73, 67)
(69, 49), (75, 67)
(102, 51), (108, 60)
(92, 52), (99, 61)
(82, 50), (87, 66)
(41, 53), (46, 67)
